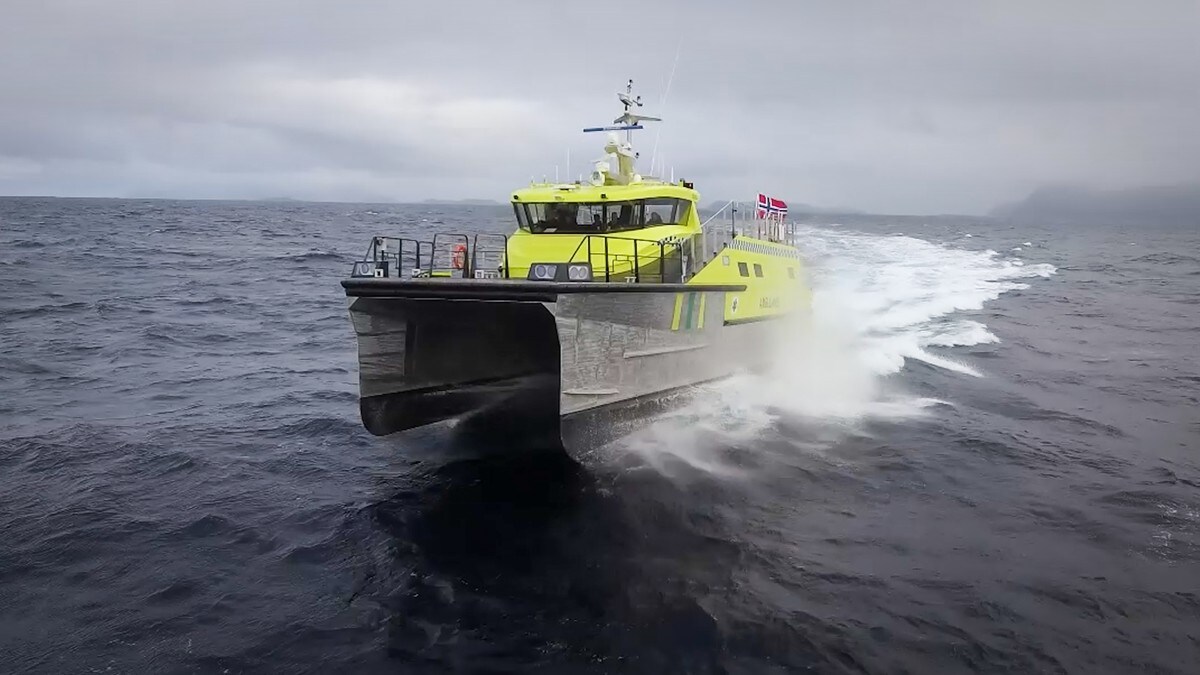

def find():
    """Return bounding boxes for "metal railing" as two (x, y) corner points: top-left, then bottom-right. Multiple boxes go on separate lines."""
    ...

(362, 233), (512, 279)
(700, 199), (740, 230)
(471, 233), (510, 279)
(429, 233), (469, 279)
(364, 236), (431, 278)
(354, 200), (800, 282)
(360, 229), (716, 284)
(701, 200), (797, 248)
(567, 234), (685, 283)
(698, 200), (740, 265)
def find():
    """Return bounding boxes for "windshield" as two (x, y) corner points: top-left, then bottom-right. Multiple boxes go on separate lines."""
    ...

(513, 198), (689, 234)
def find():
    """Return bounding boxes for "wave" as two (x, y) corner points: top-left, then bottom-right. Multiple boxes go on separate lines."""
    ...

(9, 239), (47, 249)
(0, 355), (59, 376)
(796, 227), (1054, 375)
(279, 250), (345, 263)
(620, 226), (1056, 473)
(268, 415), (364, 438)
(3, 301), (91, 320)
(1131, 252), (1199, 265)
(178, 295), (240, 307)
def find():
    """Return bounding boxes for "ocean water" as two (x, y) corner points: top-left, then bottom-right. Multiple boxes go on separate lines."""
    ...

(0, 197), (1197, 674)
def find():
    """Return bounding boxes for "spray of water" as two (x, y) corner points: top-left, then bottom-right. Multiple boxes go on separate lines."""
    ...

(616, 226), (1056, 476)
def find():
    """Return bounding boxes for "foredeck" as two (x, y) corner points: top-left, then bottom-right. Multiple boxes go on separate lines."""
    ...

(347, 229), (717, 284)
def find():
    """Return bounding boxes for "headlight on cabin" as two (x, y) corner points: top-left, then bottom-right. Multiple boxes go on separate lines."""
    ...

(527, 262), (591, 282)
(529, 263), (557, 281)
(566, 263), (592, 281)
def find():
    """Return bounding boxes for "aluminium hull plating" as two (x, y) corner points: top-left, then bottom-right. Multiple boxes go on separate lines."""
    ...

(342, 279), (777, 453)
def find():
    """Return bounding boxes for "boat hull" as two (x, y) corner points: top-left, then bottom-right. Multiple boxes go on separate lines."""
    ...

(343, 279), (780, 453)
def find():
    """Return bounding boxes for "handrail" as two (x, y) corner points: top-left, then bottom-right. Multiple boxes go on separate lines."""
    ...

(360, 232), (507, 280)
(566, 233), (684, 283)
(429, 232), (470, 278)
(359, 230), (692, 282)
(471, 233), (510, 279)
(368, 236), (428, 277)
(701, 199), (738, 228)
(566, 233), (683, 260)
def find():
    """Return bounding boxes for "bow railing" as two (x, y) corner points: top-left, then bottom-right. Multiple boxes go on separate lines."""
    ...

(353, 233), (510, 279)
(567, 234), (685, 283)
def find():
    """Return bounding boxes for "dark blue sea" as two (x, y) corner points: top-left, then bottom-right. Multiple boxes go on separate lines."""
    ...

(1, 197), (1197, 674)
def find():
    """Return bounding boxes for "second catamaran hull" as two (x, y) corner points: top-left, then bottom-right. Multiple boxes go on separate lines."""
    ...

(343, 279), (780, 453)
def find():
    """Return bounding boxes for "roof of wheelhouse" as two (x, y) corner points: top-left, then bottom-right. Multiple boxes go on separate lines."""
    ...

(511, 181), (698, 204)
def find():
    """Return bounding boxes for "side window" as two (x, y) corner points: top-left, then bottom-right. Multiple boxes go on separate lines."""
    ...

(753, 263), (763, 278)
(605, 201), (641, 231)
(524, 203), (551, 233)
(575, 203), (605, 229)
(513, 204), (530, 231)
(787, 267), (795, 279)
(642, 198), (686, 226)
(737, 262), (749, 277)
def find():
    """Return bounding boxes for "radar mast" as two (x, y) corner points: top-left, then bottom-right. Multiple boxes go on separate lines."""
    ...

(582, 80), (662, 186)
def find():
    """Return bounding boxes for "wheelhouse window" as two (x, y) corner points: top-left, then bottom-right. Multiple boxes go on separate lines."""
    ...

(643, 198), (685, 226)
(514, 198), (690, 233)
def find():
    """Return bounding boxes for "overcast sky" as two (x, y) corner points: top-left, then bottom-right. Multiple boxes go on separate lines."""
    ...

(1, 1), (1198, 213)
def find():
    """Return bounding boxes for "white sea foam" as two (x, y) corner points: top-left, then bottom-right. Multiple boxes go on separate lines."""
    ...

(797, 227), (1053, 377)
(618, 226), (1056, 472)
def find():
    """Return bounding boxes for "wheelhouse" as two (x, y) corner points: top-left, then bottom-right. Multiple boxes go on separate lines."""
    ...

(513, 197), (692, 234)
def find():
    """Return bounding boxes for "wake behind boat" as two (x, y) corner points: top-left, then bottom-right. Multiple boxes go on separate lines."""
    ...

(341, 81), (811, 452)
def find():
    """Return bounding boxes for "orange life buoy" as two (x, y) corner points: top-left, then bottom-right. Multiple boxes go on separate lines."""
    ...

(451, 243), (467, 270)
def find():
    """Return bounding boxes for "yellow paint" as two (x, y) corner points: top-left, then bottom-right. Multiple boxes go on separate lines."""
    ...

(686, 236), (812, 323)
(506, 222), (693, 281)
(513, 182), (698, 204)
(501, 178), (809, 326)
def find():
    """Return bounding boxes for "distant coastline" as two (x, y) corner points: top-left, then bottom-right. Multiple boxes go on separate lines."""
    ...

(0, 194), (506, 206)
(702, 200), (863, 216)
(992, 184), (1200, 225)
(419, 198), (502, 206)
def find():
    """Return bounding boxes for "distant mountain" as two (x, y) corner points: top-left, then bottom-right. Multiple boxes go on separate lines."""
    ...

(703, 200), (862, 215)
(420, 198), (502, 206)
(991, 185), (1200, 225)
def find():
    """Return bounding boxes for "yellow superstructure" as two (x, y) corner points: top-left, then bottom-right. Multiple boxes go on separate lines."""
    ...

(504, 179), (809, 324)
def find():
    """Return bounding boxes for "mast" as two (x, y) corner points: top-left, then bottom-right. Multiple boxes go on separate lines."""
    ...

(582, 79), (662, 186)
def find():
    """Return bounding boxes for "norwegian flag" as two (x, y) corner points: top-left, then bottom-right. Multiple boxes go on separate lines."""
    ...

(756, 193), (788, 219)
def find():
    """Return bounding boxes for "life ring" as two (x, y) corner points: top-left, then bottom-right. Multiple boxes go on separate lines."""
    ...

(451, 243), (467, 270)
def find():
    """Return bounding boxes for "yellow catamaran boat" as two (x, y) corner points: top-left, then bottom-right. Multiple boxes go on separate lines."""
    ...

(342, 81), (811, 451)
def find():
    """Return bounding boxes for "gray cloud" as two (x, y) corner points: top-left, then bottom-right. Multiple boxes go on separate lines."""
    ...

(2, 0), (1198, 212)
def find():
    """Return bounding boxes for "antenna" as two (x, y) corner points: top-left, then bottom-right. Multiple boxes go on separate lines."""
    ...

(618, 79), (639, 145)
(590, 80), (659, 136)
(649, 37), (684, 176)
(582, 80), (662, 185)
